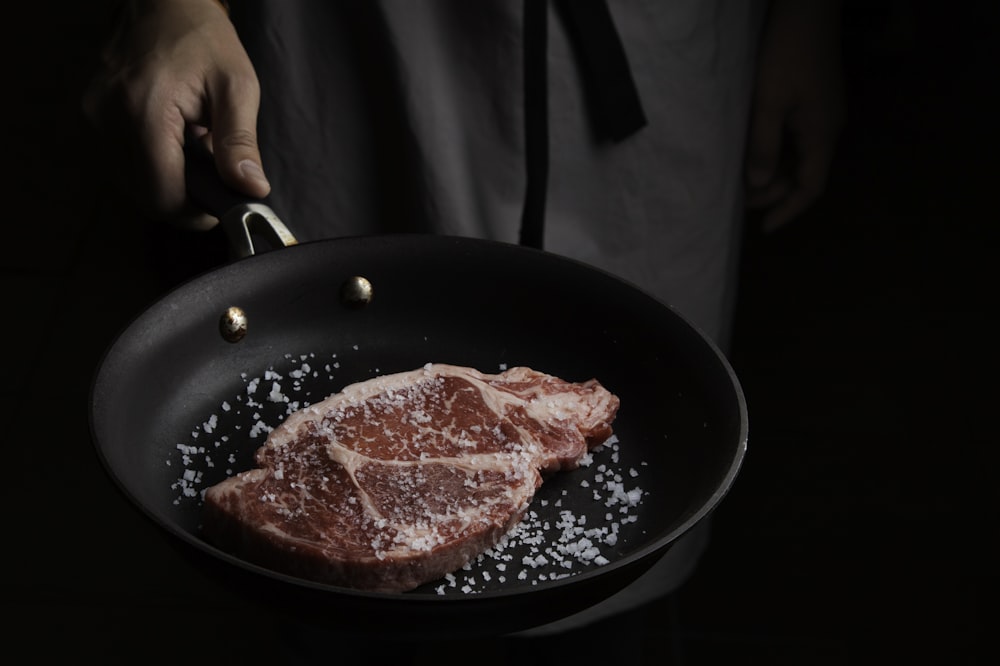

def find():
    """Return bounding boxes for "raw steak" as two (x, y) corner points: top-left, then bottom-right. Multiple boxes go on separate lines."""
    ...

(201, 363), (620, 592)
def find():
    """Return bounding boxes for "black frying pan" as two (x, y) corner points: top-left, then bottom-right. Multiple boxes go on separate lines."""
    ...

(89, 152), (747, 638)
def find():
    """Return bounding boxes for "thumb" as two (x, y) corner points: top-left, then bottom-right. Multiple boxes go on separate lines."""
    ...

(209, 85), (271, 199)
(212, 128), (271, 199)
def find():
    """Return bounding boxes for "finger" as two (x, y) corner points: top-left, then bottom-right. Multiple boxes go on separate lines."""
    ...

(759, 165), (827, 233)
(207, 71), (270, 199)
(760, 189), (815, 233)
(178, 130), (223, 229)
(143, 114), (220, 231)
(84, 67), (187, 222)
(744, 97), (785, 191)
(761, 134), (836, 232)
(138, 98), (191, 219)
(745, 176), (791, 210)
(796, 135), (837, 205)
(173, 210), (222, 232)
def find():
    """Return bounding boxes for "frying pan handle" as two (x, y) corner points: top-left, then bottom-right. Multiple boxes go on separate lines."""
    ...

(183, 139), (298, 259)
(219, 203), (299, 259)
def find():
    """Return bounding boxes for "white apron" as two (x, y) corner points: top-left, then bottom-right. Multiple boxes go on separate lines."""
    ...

(229, 0), (767, 633)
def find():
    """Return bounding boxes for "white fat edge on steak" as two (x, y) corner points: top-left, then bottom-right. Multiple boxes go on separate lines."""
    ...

(269, 363), (605, 444)
(261, 362), (603, 479)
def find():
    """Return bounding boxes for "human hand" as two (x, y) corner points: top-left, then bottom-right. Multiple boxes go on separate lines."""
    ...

(83, 0), (270, 229)
(744, 0), (846, 233)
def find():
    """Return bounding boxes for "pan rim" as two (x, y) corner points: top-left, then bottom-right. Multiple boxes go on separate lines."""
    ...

(89, 233), (748, 607)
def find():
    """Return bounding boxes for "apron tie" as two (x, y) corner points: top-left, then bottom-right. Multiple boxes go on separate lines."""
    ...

(519, 0), (647, 250)
(519, 0), (549, 249)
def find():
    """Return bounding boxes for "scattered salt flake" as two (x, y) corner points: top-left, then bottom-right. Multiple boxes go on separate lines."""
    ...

(202, 414), (218, 434)
(166, 352), (649, 596)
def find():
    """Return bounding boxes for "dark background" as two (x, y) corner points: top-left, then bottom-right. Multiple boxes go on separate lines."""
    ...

(4, 1), (996, 663)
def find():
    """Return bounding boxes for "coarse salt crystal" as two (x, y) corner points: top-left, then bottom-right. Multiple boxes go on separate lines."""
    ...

(169, 352), (648, 596)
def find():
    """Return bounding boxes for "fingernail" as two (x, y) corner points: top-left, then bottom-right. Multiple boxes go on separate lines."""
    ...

(238, 159), (270, 189)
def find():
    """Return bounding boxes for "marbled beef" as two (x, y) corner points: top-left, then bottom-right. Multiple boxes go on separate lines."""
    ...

(201, 363), (619, 592)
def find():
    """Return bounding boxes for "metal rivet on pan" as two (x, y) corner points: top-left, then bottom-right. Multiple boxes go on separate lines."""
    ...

(219, 306), (248, 343)
(340, 276), (374, 308)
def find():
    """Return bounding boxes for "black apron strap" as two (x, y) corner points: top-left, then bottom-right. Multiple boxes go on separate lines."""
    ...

(555, 0), (648, 141)
(519, 0), (647, 250)
(519, 0), (549, 250)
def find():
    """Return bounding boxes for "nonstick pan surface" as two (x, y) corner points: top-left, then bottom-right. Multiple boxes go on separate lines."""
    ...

(90, 233), (746, 637)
